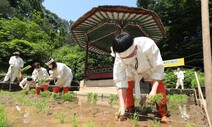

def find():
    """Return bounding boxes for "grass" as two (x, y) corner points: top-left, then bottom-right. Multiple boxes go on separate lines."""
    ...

(35, 99), (49, 115)
(0, 105), (8, 127)
(167, 94), (189, 106)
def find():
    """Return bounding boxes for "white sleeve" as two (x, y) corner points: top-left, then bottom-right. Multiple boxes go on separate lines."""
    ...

(113, 56), (128, 88)
(145, 39), (164, 80)
(9, 56), (14, 65)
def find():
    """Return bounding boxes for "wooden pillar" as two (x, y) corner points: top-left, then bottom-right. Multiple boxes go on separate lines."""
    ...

(201, 0), (212, 124)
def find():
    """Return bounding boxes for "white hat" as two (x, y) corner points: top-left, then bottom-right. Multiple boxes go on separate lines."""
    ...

(13, 52), (20, 55)
(45, 58), (54, 65)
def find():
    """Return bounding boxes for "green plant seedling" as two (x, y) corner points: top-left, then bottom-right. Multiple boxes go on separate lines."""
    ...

(40, 91), (51, 98)
(60, 113), (66, 124)
(131, 112), (139, 127)
(62, 92), (76, 102)
(150, 120), (160, 127)
(148, 94), (163, 104)
(19, 89), (30, 95)
(88, 119), (95, 127)
(30, 89), (36, 94)
(71, 117), (79, 127)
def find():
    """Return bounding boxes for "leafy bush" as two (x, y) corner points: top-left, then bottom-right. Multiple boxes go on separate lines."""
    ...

(30, 89), (36, 94)
(167, 94), (189, 104)
(164, 68), (204, 89)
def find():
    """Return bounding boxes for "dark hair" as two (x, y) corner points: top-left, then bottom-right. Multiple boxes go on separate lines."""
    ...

(33, 62), (40, 69)
(112, 32), (134, 53)
(27, 77), (33, 81)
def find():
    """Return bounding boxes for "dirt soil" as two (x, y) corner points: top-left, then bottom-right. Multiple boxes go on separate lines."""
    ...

(0, 92), (208, 127)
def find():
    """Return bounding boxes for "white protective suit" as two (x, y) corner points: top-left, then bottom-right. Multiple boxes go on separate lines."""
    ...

(49, 62), (73, 87)
(174, 70), (184, 89)
(19, 78), (36, 89)
(113, 37), (164, 99)
(4, 56), (24, 82)
(32, 67), (49, 87)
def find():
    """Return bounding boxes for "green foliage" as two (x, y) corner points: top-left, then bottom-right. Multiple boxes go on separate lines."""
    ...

(167, 94), (189, 105)
(164, 68), (204, 88)
(61, 92), (76, 102)
(52, 45), (85, 80)
(50, 93), (61, 100)
(88, 119), (95, 127)
(150, 120), (161, 127)
(40, 91), (51, 98)
(19, 89), (30, 95)
(30, 89), (36, 94)
(60, 114), (66, 124)
(191, 73), (205, 88)
(37, 78), (47, 87)
(71, 117), (79, 127)
(35, 99), (49, 114)
(0, 105), (8, 127)
(87, 92), (98, 103)
(148, 94), (163, 104)
(108, 94), (118, 106)
(131, 112), (139, 127)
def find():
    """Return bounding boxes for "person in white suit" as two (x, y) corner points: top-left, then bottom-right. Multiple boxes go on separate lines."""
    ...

(45, 58), (73, 94)
(174, 68), (185, 89)
(19, 77), (36, 90)
(111, 32), (168, 122)
(32, 62), (49, 95)
(4, 52), (24, 83)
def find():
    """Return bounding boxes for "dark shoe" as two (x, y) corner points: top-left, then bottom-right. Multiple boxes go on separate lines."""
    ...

(119, 115), (127, 121)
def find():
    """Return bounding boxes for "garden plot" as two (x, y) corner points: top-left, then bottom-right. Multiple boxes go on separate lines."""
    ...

(0, 90), (208, 127)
